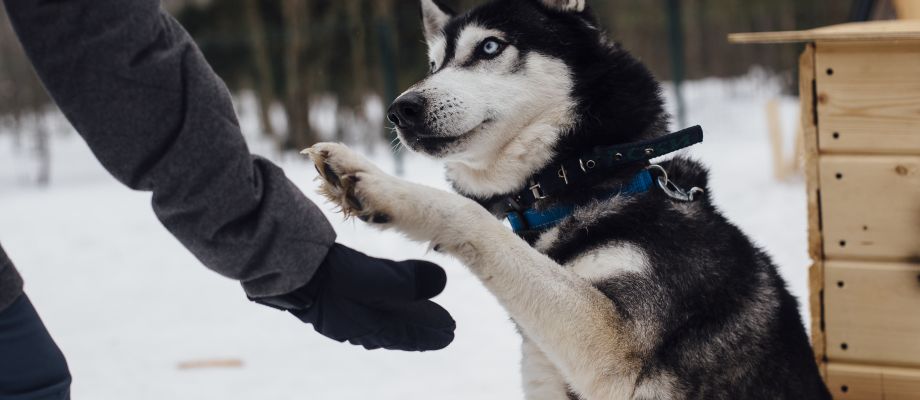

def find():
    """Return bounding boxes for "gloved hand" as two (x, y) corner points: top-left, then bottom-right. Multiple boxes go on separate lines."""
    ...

(260, 244), (456, 351)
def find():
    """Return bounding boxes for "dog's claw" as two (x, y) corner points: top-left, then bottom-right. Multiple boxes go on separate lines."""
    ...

(370, 213), (391, 224)
(304, 148), (342, 187)
(323, 162), (341, 187)
(343, 176), (363, 212)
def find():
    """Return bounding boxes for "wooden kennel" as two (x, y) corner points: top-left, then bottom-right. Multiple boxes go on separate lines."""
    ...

(731, 20), (920, 399)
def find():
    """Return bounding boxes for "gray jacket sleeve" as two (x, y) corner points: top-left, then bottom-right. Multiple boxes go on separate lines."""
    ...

(3, 0), (336, 297)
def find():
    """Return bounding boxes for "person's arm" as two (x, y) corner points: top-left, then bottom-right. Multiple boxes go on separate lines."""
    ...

(4, 0), (330, 297)
(3, 0), (454, 351)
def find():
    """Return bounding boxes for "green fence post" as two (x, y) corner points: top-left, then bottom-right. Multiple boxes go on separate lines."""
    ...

(665, 0), (687, 128)
(376, 20), (404, 176)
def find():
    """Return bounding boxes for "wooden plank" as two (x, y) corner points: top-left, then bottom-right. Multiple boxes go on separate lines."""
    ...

(815, 41), (920, 154)
(827, 363), (920, 399)
(895, 0), (920, 20)
(819, 155), (920, 260)
(729, 20), (920, 44)
(767, 99), (785, 180)
(827, 363), (883, 399)
(800, 44), (827, 366)
(824, 261), (920, 366)
(886, 366), (920, 399)
(177, 359), (244, 370)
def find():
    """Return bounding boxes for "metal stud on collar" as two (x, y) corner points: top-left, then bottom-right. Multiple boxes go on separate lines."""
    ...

(578, 159), (597, 172)
(647, 165), (705, 202)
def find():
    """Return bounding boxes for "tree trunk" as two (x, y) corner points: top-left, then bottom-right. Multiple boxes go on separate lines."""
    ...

(33, 112), (50, 186)
(244, 0), (277, 138)
(281, 0), (316, 150)
(346, 0), (368, 107)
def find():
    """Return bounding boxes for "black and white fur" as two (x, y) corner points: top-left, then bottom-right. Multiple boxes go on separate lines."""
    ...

(306, 1), (831, 398)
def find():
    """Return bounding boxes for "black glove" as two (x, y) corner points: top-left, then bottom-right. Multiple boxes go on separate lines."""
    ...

(253, 244), (455, 351)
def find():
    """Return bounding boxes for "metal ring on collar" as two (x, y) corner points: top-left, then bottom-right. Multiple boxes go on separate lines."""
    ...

(646, 164), (705, 202)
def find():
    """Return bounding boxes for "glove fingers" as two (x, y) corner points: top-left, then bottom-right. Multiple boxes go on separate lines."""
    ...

(410, 260), (447, 300)
(290, 296), (380, 343)
(348, 300), (456, 352)
(327, 245), (446, 303)
(361, 259), (448, 303)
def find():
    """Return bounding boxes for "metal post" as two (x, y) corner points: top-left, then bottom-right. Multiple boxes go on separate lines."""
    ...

(849, 0), (877, 21)
(665, 0), (687, 128)
(376, 21), (404, 176)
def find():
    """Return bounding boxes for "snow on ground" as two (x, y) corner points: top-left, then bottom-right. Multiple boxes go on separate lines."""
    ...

(0, 76), (806, 399)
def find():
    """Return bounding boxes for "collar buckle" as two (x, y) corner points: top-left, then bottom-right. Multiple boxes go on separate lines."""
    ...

(529, 183), (547, 200)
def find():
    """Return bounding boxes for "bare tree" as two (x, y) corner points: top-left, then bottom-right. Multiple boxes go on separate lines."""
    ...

(281, 0), (317, 150)
(0, 5), (53, 186)
(243, 0), (277, 138)
(345, 0), (369, 108)
(32, 112), (50, 186)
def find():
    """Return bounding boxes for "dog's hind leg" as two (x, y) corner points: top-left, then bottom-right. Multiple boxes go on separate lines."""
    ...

(522, 336), (575, 400)
(307, 143), (640, 400)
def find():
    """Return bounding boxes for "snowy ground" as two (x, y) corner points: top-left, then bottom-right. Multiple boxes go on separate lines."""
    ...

(0, 76), (806, 399)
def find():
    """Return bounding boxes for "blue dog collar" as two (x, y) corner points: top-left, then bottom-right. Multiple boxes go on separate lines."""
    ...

(506, 169), (654, 233)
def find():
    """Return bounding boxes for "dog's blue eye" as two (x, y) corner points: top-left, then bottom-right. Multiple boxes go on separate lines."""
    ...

(480, 38), (504, 57)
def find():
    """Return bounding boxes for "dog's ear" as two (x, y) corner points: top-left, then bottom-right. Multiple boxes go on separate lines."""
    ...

(537, 0), (587, 13)
(420, 0), (455, 42)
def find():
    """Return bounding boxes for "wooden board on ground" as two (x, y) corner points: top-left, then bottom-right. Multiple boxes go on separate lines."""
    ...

(819, 155), (920, 260)
(824, 261), (920, 367)
(176, 359), (244, 370)
(815, 41), (920, 155)
(826, 362), (920, 399)
(729, 20), (920, 44)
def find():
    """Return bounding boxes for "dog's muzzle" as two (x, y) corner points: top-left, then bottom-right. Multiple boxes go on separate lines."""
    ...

(387, 92), (426, 132)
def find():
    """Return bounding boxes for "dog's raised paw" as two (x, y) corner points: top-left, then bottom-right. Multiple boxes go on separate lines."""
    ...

(302, 147), (341, 188)
(303, 143), (393, 222)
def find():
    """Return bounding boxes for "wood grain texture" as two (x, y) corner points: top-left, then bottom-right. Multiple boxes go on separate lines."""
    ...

(815, 41), (920, 155)
(729, 20), (920, 44)
(827, 363), (883, 399)
(800, 44), (827, 367)
(895, 0), (920, 20)
(827, 363), (920, 400)
(819, 155), (920, 260)
(886, 366), (920, 399)
(824, 261), (920, 367)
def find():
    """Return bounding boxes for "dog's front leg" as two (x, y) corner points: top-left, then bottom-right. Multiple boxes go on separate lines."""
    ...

(522, 335), (573, 400)
(307, 143), (640, 400)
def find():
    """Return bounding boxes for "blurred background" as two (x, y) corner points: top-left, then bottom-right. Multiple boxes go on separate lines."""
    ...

(0, 0), (907, 399)
(0, 0), (864, 182)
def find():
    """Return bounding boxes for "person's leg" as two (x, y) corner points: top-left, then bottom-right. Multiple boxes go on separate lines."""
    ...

(0, 294), (71, 400)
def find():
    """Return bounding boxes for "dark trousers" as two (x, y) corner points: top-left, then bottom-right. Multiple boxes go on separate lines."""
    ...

(0, 295), (71, 400)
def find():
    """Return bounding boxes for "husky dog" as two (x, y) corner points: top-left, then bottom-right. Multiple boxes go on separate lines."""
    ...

(306, 0), (831, 398)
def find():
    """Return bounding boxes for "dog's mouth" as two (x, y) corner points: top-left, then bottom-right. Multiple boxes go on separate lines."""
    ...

(403, 119), (493, 155)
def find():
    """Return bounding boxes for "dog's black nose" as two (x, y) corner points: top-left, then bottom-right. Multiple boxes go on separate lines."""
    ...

(387, 92), (426, 129)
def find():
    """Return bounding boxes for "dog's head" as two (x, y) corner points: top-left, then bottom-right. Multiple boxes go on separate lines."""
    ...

(389, 0), (666, 197)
